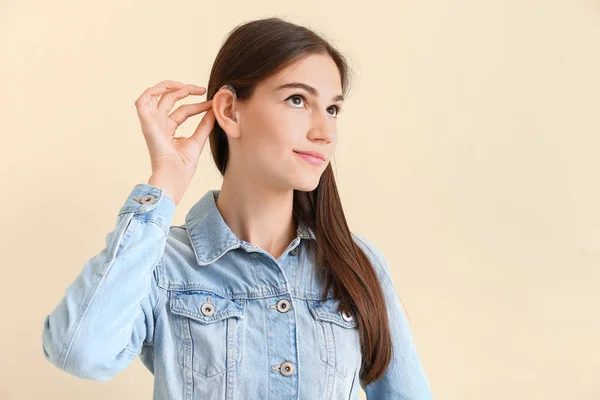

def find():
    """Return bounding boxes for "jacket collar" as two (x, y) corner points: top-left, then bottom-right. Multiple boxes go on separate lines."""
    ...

(184, 189), (316, 266)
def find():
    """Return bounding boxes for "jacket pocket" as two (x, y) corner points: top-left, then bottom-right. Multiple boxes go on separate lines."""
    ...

(308, 298), (361, 379)
(169, 289), (245, 377)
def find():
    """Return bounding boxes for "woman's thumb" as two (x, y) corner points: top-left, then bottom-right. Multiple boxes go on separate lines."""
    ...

(190, 108), (216, 148)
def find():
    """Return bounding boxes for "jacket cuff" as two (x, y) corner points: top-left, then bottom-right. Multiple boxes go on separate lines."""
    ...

(117, 183), (176, 234)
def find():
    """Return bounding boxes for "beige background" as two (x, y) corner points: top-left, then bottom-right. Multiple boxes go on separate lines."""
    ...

(2, 0), (599, 399)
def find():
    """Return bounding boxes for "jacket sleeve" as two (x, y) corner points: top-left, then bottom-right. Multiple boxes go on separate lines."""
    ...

(41, 183), (176, 381)
(352, 233), (435, 400)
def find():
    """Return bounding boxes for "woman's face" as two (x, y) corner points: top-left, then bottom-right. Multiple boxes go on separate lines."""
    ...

(220, 53), (343, 192)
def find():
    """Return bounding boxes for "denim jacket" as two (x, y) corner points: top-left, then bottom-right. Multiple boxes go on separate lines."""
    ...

(42, 183), (434, 400)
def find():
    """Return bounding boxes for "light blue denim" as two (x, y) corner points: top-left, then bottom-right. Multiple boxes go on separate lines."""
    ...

(42, 183), (434, 399)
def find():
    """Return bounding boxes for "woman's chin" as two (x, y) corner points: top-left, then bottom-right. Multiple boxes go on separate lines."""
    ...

(292, 179), (321, 192)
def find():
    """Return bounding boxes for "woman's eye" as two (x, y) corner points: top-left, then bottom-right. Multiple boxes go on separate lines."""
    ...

(327, 105), (340, 117)
(286, 94), (305, 108)
(285, 94), (341, 118)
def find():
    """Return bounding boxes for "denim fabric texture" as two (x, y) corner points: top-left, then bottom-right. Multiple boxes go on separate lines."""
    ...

(42, 183), (434, 399)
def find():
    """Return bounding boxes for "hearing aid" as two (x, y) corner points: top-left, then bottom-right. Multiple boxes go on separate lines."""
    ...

(220, 84), (237, 98)
(219, 84), (238, 122)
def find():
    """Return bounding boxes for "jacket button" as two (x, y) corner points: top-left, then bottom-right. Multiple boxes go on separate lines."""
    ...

(201, 298), (215, 316)
(290, 246), (299, 256)
(276, 299), (291, 313)
(341, 310), (354, 322)
(135, 194), (157, 204)
(280, 361), (295, 376)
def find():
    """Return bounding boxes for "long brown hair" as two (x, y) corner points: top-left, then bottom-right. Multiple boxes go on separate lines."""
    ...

(206, 16), (392, 386)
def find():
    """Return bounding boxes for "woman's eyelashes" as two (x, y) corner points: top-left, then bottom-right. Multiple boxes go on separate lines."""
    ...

(285, 94), (342, 117)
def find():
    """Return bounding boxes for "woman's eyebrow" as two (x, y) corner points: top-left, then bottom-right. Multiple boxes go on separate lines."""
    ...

(275, 82), (344, 102)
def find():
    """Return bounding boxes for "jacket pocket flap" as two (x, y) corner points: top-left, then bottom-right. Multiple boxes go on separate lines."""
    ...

(170, 289), (245, 323)
(308, 298), (357, 328)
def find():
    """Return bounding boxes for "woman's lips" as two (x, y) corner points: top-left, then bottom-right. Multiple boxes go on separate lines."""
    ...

(294, 151), (324, 166)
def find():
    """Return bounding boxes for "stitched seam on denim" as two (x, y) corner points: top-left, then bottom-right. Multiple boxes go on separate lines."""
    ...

(170, 308), (243, 322)
(145, 218), (169, 237)
(143, 264), (165, 348)
(60, 211), (135, 370)
(153, 281), (168, 322)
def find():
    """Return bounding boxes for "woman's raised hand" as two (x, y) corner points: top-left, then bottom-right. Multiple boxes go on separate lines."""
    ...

(134, 80), (216, 205)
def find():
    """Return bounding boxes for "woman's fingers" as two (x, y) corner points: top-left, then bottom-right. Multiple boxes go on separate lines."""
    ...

(168, 100), (213, 127)
(158, 84), (206, 114)
(135, 80), (184, 109)
(189, 108), (216, 148)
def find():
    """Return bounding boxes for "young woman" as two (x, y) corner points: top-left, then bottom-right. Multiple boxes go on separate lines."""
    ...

(42, 17), (434, 400)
